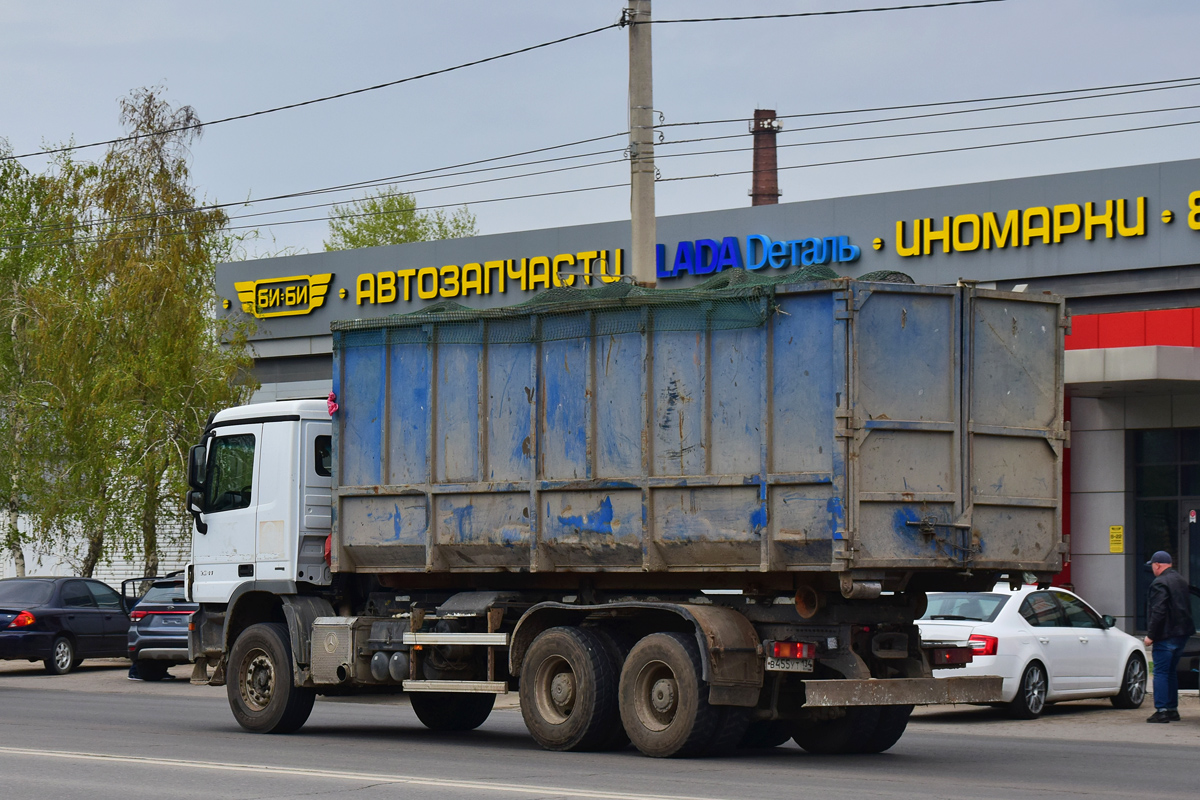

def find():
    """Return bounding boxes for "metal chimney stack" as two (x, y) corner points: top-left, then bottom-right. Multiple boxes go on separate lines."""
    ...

(750, 109), (782, 206)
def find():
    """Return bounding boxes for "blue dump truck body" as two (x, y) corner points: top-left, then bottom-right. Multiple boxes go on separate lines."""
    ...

(330, 279), (1065, 587)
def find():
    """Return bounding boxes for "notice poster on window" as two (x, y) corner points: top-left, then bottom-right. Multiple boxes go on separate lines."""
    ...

(1109, 525), (1124, 554)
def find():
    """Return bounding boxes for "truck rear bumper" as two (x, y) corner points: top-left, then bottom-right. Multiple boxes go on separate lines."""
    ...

(801, 676), (1003, 707)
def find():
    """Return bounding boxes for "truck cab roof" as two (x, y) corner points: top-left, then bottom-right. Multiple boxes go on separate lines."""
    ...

(209, 399), (330, 428)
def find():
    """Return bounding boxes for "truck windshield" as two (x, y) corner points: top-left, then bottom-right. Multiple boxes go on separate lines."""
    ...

(921, 593), (1008, 622)
(206, 433), (256, 513)
(0, 579), (55, 607)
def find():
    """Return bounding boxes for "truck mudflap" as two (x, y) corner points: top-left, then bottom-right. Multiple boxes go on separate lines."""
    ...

(801, 676), (1002, 707)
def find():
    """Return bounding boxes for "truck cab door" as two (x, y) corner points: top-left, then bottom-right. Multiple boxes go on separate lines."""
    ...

(192, 424), (261, 603)
(254, 420), (301, 583)
(297, 421), (333, 585)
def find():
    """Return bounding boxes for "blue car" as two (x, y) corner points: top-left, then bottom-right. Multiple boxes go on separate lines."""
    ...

(123, 576), (196, 681)
(0, 577), (131, 674)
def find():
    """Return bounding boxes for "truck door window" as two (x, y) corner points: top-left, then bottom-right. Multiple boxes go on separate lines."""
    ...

(315, 435), (331, 477)
(205, 434), (256, 513)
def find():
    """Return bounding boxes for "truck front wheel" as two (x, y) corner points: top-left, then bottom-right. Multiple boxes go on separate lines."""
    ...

(227, 622), (315, 734)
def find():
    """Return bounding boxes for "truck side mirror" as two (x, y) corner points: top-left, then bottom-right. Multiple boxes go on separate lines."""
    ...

(187, 489), (208, 535)
(188, 444), (207, 490)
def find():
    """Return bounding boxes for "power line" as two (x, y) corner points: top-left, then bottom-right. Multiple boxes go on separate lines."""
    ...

(11, 99), (1200, 242)
(654, 101), (1200, 163)
(3, 132), (630, 239)
(0, 23), (620, 163)
(658, 117), (1200, 184)
(657, 75), (1200, 128)
(12, 112), (1200, 254)
(645, 0), (1007, 24)
(0, 182), (631, 252)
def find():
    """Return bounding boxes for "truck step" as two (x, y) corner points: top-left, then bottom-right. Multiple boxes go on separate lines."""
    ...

(402, 632), (509, 646)
(402, 680), (509, 694)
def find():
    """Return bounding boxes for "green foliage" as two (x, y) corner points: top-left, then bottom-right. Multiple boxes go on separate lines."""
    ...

(324, 188), (477, 251)
(0, 88), (257, 576)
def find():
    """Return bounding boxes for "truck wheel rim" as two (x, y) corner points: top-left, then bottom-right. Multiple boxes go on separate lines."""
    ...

(1125, 659), (1146, 705)
(54, 641), (71, 671)
(633, 660), (678, 732)
(533, 654), (576, 725)
(1024, 665), (1046, 714)
(241, 649), (275, 711)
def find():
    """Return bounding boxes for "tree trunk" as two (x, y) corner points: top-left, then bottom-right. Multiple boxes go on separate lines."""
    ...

(5, 500), (24, 578)
(140, 459), (166, 578)
(80, 526), (104, 578)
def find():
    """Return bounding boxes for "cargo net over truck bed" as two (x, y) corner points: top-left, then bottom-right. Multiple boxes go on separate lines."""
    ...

(331, 267), (913, 345)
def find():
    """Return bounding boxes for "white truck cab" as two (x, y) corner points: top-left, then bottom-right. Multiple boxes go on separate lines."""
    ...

(188, 400), (332, 604)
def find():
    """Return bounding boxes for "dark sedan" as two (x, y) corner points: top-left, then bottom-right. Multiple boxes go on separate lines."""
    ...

(0, 577), (130, 674)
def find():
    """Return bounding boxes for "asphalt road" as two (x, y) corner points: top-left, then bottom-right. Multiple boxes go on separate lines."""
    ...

(0, 659), (1195, 800)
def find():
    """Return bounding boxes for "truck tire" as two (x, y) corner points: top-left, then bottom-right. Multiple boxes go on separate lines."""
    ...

(739, 720), (793, 749)
(137, 659), (170, 682)
(618, 632), (721, 758)
(410, 692), (495, 732)
(227, 622), (315, 734)
(1110, 653), (1147, 709)
(1008, 661), (1047, 719)
(705, 706), (751, 755)
(856, 705), (913, 753)
(791, 706), (880, 754)
(590, 627), (635, 750)
(520, 626), (623, 751)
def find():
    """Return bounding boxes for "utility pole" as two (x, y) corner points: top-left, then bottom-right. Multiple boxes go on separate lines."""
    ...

(626, 0), (656, 286)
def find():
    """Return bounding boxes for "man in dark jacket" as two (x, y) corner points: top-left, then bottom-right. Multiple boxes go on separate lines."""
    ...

(1144, 551), (1196, 723)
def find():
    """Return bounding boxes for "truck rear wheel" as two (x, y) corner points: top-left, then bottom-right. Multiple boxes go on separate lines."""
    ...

(791, 706), (880, 754)
(227, 622), (315, 734)
(409, 692), (495, 732)
(520, 626), (623, 751)
(857, 705), (913, 753)
(739, 720), (793, 749)
(618, 632), (720, 758)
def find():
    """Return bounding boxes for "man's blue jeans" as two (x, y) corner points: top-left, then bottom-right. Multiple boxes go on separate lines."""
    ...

(1152, 635), (1189, 711)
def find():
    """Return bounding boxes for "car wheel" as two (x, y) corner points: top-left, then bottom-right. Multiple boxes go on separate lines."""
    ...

(1110, 653), (1147, 709)
(137, 659), (170, 682)
(44, 637), (76, 675)
(1008, 661), (1047, 719)
(226, 622), (315, 733)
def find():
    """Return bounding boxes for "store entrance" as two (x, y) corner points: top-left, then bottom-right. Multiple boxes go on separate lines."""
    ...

(1131, 428), (1199, 629)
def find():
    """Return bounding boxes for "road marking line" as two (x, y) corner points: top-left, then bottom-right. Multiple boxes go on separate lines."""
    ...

(0, 745), (731, 800)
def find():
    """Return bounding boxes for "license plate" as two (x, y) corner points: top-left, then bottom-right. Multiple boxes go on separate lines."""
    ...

(765, 656), (813, 673)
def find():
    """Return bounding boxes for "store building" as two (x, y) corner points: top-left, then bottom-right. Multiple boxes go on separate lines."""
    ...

(217, 158), (1200, 632)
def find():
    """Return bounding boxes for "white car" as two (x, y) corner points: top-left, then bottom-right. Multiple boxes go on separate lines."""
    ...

(917, 584), (1147, 718)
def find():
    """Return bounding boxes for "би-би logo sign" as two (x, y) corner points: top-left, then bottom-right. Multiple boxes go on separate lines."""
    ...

(234, 274), (334, 318)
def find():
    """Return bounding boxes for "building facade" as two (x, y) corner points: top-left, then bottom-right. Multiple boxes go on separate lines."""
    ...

(219, 158), (1200, 632)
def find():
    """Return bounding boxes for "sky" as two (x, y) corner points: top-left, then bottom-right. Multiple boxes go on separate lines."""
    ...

(2, 0), (1198, 257)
